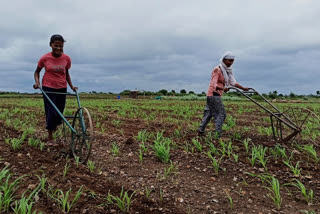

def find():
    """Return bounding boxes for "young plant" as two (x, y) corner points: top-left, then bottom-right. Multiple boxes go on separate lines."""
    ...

(112, 119), (121, 128)
(219, 139), (227, 156)
(183, 141), (190, 153)
(208, 142), (217, 155)
(232, 153), (239, 162)
(13, 178), (42, 214)
(87, 160), (96, 173)
(10, 138), (23, 151)
(36, 174), (47, 194)
(226, 142), (233, 158)
(108, 187), (135, 213)
(144, 187), (152, 200)
(75, 156), (80, 168)
(264, 176), (282, 209)
(163, 161), (177, 179)
(139, 142), (148, 153)
(243, 138), (251, 153)
(63, 160), (71, 178)
(159, 188), (164, 203)
(283, 160), (301, 177)
(137, 130), (148, 143)
(248, 146), (257, 167)
(208, 153), (221, 175)
(0, 170), (25, 213)
(12, 196), (34, 214)
(225, 191), (233, 209)
(192, 138), (202, 152)
(152, 133), (171, 163)
(273, 144), (288, 160)
(289, 179), (313, 205)
(28, 138), (41, 147)
(39, 142), (45, 151)
(51, 186), (83, 213)
(302, 145), (319, 163)
(111, 142), (120, 157)
(138, 149), (143, 164)
(231, 132), (242, 141)
(255, 145), (268, 170)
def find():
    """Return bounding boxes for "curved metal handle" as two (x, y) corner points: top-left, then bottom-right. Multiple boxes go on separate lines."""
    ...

(228, 87), (256, 93)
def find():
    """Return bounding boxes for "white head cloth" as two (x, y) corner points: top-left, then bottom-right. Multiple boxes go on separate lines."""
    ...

(219, 51), (237, 88)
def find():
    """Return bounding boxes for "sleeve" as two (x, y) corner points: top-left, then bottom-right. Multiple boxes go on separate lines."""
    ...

(66, 55), (71, 69)
(229, 72), (237, 86)
(37, 56), (45, 69)
(209, 68), (220, 91)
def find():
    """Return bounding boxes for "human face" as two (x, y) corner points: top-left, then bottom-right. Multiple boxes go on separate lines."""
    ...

(50, 41), (64, 57)
(223, 59), (234, 67)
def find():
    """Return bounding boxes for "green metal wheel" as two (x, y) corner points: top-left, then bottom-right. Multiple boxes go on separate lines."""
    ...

(71, 107), (93, 163)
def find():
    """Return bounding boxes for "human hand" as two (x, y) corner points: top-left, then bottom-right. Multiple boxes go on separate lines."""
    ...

(33, 83), (40, 89)
(223, 87), (230, 92)
(71, 86), (78, 91)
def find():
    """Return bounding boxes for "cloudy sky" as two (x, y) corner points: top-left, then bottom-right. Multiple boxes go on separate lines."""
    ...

(1, 0), (319, 94)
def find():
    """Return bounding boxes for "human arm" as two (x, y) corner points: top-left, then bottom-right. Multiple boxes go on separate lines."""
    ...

(234, 83), (249, 91)
(66, 69), (78, 91)
(33, 66), (42, 89)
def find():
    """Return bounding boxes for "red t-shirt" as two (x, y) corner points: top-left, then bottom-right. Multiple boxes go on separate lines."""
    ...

(38, 52), (71, 89)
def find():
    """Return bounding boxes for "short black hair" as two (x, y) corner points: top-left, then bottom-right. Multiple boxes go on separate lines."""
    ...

(50, 34), (66, 45)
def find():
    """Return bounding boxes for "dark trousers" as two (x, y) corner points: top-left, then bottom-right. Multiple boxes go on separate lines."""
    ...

(198, 96), (226, 135)
(43, 86), (67, 130)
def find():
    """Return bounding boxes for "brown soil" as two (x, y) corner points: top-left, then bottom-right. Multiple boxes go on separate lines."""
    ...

(0, 100), (320, 213)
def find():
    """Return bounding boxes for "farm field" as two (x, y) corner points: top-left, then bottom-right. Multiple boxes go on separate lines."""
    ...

(0, 94), (320, 213)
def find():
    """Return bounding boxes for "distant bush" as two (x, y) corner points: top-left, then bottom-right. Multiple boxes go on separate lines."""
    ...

(161, 95), (244, 101)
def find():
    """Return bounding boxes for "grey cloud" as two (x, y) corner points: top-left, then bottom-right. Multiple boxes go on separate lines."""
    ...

(1, 0), (320, 94)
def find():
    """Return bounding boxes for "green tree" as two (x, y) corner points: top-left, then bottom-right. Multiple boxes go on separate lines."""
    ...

(180, 89), (187, 94)
(120, 90), (130, 95)
(159, 89), (168, 95)
(289, 92), (296, 98)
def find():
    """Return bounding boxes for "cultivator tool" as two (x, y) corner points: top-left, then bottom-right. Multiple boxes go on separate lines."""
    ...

(40, 88), (93, 163)
(229, 87), (320, 143)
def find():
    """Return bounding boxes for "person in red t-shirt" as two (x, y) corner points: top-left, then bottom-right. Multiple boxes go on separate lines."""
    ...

(33, 34), (78, 145)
